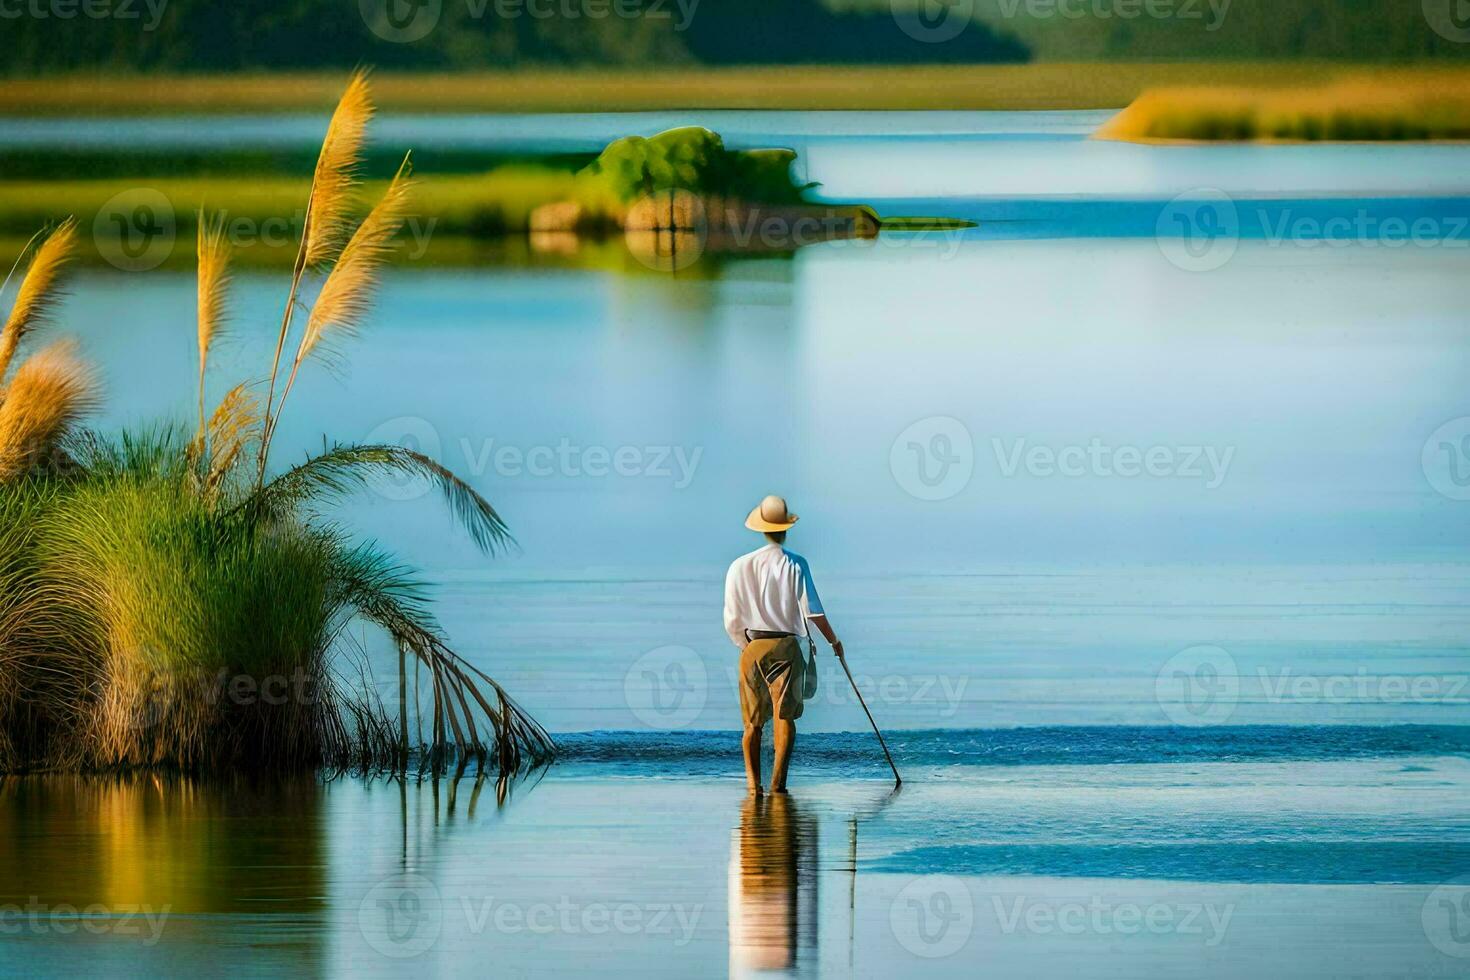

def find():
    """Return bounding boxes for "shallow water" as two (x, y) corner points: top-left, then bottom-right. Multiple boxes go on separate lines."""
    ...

(7, 110), (1470, 975)
(61, 238), (1470, 731)
(4, 734), (1469, 977)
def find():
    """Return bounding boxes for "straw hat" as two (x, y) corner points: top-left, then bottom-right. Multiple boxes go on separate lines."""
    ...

(745, 495), (799, 532)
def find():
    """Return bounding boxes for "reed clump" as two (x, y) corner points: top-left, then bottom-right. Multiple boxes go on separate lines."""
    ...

(1097, 73), (1470, 142)
(0, 73), (553, 775)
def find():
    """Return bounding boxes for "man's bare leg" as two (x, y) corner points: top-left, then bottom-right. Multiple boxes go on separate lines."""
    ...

(770, 719), (795, 793)
(742, 723), (763, 793)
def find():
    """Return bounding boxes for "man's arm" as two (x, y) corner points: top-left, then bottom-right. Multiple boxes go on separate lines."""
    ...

(795, 554), (843, 658)
(808, 614), (843, 659)
(723, 565), (746, 650)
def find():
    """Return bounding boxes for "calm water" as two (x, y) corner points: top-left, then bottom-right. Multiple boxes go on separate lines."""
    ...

(4, 734), (1469, 976)
(5, 111), (1470, 976)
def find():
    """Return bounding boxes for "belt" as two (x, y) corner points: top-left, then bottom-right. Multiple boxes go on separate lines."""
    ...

(745, 629), (796, 642)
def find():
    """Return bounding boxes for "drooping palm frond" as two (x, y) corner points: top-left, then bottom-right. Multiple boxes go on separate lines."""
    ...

(0, 220), (77, 385)
(325, 539), (436, 645)
(305, 69), (374, 269)
(323, 538), (553, 772)
(195, 214), (232, 437)
(0, 340), (98, 482)
(248, 443), (514, 555)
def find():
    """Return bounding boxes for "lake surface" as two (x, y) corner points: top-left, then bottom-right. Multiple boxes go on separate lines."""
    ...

(5, 734), (1470, 977)
(4, 110), (1470, 976)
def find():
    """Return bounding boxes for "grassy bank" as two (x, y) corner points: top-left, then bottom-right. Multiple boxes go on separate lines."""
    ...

(0, 75), (553, 774)
(2, 125), (900, 269)
(0, 63), (1448, 115)
(1097, 73), (1470, 141)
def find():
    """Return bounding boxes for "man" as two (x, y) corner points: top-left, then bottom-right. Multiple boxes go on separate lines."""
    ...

(724, 495), (844, 794)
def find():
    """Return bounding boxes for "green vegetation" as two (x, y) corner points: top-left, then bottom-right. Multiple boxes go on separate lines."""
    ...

(587, 128), (810, 205)
(0, 77), (553, 775)
(0, 63), (1429, 117)
(506, 126), (821, 231)
(0, 146), (596, 183)
(1097, 74), (1470, 141)
(8, 0), (1465, 77)
(874, 0), (1470, 62)
(1, 0), (1024, 76)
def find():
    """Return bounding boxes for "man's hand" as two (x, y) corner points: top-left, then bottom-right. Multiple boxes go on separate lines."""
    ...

(832, 639), (845, 660)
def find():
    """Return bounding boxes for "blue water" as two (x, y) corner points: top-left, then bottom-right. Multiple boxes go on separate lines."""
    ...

(873, 195), (1470, 241)
(552, 726), (1470, 773)
(51, 117), (1470, 740)
(551, 727), (1470, 883)
(875, 843), (1470, 884)
(7, 108), (1470, 977)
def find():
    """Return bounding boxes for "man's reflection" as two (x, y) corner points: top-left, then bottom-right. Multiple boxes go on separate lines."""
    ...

(728, 792), (818, 976)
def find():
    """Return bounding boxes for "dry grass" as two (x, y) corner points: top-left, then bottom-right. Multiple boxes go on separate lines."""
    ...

(260, 73), (379, 476)
(0, 63), (1417, 115)
(0, 341), (97, 481)
(1097, 71), (1470, 142)
(194, 217), (231, 435)
(258, 74), (418, 469)
(199, 382), (259, 500)
(297, 157), (415, 366)
(0, 220), (77, 382)
(266, 155), (416, 454)
(304, 70), (374, 267)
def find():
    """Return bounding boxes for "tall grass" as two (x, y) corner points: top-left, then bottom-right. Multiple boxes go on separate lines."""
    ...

(0, 75), (553, 776)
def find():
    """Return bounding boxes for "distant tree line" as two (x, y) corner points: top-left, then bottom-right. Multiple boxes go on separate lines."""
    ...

(879, 0), (1470, 61)
(0, 0), (1028, 75)
(7, 0), (1461, 75)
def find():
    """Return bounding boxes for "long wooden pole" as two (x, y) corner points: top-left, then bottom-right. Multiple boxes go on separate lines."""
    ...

(837, 655), (901, 787)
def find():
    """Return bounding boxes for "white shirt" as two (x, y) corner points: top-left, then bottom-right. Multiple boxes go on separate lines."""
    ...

(723, 544), (825, 649)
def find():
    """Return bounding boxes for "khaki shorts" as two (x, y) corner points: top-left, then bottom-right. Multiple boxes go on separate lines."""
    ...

(738, 635), (805, 727)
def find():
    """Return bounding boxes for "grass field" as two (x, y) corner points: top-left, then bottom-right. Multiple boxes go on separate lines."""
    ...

(3, 63), (1459, 115)
(0, 173), (553, 235)
(1099, 72), (1470, 141)
(0, 173), (567, 267)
